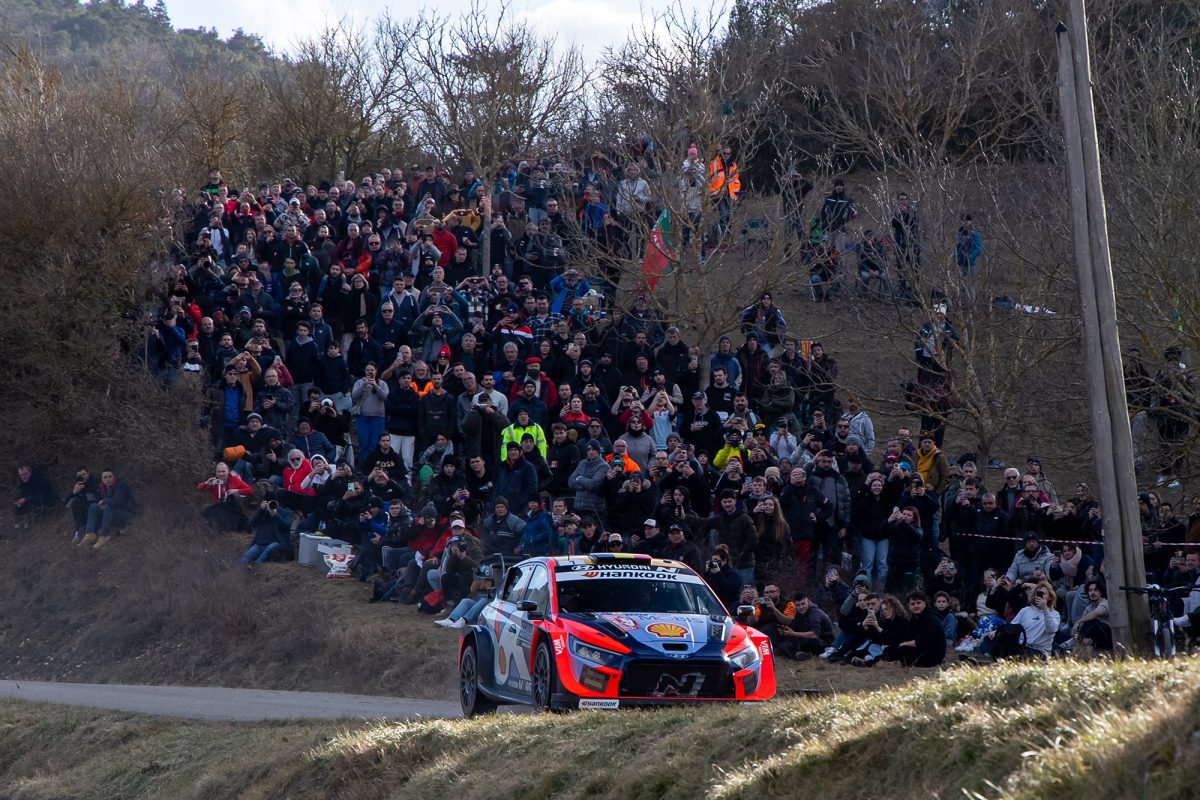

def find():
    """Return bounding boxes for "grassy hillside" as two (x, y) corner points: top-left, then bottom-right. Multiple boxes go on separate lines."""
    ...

(0, 515), (930, 700)
(1, 658), (1196, 800)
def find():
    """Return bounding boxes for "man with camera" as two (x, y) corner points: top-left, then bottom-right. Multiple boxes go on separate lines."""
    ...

(240, 499), (293, 565)
(776, 594), (834, 661)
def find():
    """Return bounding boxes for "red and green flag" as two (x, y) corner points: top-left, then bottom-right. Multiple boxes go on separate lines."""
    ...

(641, 209), (674, 292)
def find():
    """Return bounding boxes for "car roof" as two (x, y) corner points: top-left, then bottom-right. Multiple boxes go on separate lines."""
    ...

(528, 554), (691, 572)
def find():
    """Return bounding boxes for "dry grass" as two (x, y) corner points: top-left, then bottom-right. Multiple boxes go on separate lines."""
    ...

(1, 658), (1197, 800)
(0, 510), (458, 701)
(0, 508), (937, 702)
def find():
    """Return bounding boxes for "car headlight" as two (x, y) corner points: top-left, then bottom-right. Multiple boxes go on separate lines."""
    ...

(727, 640), (761, 671)
(569, 636), (621, 665)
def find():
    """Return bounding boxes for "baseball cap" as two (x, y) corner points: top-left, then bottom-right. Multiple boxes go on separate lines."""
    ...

(643, 518), (658, 527)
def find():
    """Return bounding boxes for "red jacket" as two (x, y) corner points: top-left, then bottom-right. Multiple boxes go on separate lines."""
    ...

(196, 473), (253, 503)
(282, 461), (315, 495)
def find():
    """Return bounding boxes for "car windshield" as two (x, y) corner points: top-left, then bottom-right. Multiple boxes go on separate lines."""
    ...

(556, 578), (726, 616)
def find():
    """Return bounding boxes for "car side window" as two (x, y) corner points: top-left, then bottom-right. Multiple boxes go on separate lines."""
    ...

(501, 565), (531, 604)
(522, 565), (550, 612)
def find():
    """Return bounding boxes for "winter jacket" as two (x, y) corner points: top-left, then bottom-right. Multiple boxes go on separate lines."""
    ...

(248, 507), (293, 552)
(885, 520), (924, 571)
(196, 473), (253, 504)
(1006, 544), (1054, 583)
(702, 509), (758, 569)
(481, 512), (527, 555)
(569, 456), (609, 514)
(805, 464), (852, 529)
(495, 458), (539, 511)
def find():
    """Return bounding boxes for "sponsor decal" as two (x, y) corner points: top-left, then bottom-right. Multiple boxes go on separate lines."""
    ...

(578, 698), (620, 710)
(646, 622), (688, 639)
(497, 646), (507, 676)
(602, 614), (639, 632)
(562, 570), (684, 582)
(758, 640), (771, 657)
(566, 563), (680, 574)
(553, 637), (566, 656)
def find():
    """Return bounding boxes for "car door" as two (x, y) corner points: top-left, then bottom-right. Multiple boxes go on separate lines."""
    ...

(512, 564), (551, 696)
(484, 564), (532, 692)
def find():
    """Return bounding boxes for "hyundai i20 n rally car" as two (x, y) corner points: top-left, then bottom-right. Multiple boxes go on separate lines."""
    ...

(458, 553), (776, 714)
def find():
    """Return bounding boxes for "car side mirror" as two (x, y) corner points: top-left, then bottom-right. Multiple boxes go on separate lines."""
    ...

(516, 600), (538, 612)
(736, 605), (756, 618)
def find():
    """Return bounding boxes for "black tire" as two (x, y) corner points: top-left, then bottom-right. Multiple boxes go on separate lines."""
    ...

(531, 641), (557, 712)
(1155, 621), (1176, 659)
(459, 641), (498, 717)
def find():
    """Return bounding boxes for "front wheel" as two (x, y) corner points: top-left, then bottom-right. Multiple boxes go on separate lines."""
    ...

(1154, 620), (1177, 659)
(531, 642), (557, 712)
(460, 641), (498, 717)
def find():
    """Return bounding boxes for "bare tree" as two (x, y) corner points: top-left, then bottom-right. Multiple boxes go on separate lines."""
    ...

(261, 16), (414, 181)
(388, 2), (588, 171)
(0, 46), (208, 483)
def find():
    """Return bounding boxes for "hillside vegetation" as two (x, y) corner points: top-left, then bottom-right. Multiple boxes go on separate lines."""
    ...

(1, 658), (1196, 800)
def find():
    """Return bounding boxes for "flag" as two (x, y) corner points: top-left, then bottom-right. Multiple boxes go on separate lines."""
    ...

(641, 210), (673, 292)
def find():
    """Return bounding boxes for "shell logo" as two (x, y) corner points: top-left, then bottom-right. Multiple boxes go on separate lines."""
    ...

(647, 622), (688, 639)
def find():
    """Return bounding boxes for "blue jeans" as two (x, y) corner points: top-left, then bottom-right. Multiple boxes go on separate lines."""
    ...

(448, 596), (490, 623)
(859, 538), (890, 590)
(356, 415), (385, 453)
(240, 542), (282, 563)
(85, 503), (121, 537)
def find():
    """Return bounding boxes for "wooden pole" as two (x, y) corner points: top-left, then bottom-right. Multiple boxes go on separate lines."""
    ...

(1056, 3), (1150, 651)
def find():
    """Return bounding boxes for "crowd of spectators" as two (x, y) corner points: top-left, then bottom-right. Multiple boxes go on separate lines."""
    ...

(10, 149), (1199, 667)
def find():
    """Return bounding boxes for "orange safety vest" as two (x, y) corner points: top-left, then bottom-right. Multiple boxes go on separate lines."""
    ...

(708, 157), (742, 201)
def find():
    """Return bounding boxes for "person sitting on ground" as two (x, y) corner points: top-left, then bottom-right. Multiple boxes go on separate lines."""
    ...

(13, 464), (56, 532)
(889, 591), (947, 667)
(240, 499), (293, 564)
(776, 593), (835, 661)
(197, 461), (253, 533)
(1006, 532), (1054, 583)
(852, 594), (908, 667)
(66, 467), (101, 543)
(1070, 579), (1111, 651)
(79, 469), (137, 549)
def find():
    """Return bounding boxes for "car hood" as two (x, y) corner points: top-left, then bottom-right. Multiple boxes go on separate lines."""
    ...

(570, 612), (730, 657)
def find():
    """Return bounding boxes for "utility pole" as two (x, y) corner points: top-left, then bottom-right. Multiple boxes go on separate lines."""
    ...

(1056, 0), (1149, 651)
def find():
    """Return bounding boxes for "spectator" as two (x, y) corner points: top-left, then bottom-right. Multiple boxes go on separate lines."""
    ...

(197, 461), (253, 532)
(1070, 580), (1111, 652)
(889, 591), (946, 667)
(65, 467), (101, 543)
(1006, 532), (1053, 583)
(240, 500), (293, 564)
(884, 506), (924, 595)
(13, 464), (56, 532)
(78, 469), (137, 550)
(701, 490), (758, 586)
(777, 593), (835, 660)
(702, 544), (742, 611)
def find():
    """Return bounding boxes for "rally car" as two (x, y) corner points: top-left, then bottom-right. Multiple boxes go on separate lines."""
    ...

(457, 553), (776, 715)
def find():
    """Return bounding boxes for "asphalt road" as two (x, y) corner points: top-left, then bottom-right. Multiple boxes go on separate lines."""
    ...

(0, 680), (462, 721)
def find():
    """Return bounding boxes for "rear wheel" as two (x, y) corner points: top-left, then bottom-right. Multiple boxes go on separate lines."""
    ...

(531, 642), (557, 712)
(460, 641), (498, 717)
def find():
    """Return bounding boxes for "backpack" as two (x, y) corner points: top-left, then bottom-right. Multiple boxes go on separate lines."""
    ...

(991, 623), (1028, 660)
